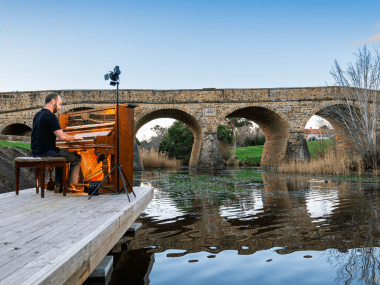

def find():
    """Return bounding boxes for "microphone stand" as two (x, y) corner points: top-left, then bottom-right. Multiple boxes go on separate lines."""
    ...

(89, 80), (136, 201)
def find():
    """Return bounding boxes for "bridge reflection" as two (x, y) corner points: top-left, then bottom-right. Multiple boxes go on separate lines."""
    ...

(108, 171), (380, 284)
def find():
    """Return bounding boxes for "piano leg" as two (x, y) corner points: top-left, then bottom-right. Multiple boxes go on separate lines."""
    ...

(102, 153), (109, 184)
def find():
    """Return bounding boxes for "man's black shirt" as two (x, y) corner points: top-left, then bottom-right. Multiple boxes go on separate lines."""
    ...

(31, 109), (61, 156)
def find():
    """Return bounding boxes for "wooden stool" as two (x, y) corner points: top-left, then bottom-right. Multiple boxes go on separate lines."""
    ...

(14, 157), (67, 198)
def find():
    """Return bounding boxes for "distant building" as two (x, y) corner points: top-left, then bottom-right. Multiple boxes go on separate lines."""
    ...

(304, 127), (332, 141)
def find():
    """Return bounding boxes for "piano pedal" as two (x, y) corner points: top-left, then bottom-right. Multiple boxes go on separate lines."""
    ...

(88, 181), (101, 196)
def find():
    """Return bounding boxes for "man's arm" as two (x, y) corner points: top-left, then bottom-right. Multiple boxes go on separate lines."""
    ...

(54, 129), (83, 141)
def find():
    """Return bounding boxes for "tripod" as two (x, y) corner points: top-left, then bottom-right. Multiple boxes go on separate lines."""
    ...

(89, 79), (136, 201)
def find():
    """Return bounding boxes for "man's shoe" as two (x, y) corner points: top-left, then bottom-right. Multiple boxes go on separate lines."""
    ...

(66, 184), (80, 193)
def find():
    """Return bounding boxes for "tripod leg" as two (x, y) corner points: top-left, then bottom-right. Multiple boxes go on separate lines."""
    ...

(116, 165), (130, 202)
(89, 165), (118, 200)
(119, 166), (136, 197)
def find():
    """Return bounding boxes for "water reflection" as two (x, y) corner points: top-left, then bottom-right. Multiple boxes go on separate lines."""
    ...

(108, 168), (380, 285)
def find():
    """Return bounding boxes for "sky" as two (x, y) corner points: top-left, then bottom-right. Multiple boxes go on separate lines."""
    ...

(1, 0), (380, 140)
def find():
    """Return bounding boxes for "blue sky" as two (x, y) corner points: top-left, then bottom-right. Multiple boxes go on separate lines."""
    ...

(1, 0), (380, 138)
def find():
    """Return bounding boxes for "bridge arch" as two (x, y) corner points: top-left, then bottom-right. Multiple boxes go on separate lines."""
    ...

(218, 104), (291, 165)
(300, 100), (348, 128)
(306, 101), (360, 157)
(135, 107), (203, 168)
(0, 121), (33, 136)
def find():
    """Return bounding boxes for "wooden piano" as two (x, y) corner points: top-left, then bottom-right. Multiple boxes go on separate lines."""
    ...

(57, 104), (138, 194)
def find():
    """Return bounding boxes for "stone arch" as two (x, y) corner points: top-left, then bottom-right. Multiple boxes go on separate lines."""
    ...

(217, 104), (292, 165)
(300, 100), (346, 128)
(304, 101), (360, 157)
(135, 105), (200, 126)
(135, 107), (203, 168)
(216, 103), (292, 132)
(0, 121), (33, 136)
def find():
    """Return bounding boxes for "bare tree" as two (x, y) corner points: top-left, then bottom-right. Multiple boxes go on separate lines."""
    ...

(224, 118), (252, 158)
(139, 125), (168, 151)
(320, 45), (380, 167)
(314, 115), (332, 129)
(235, 125), (253, 147)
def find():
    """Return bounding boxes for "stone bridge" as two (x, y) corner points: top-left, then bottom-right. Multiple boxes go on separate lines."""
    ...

(0, 87), (367, 169)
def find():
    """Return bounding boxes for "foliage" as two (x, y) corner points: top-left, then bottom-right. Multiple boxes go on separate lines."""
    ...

(307, 139), (336, 158)
(135, 137), (141, 146)
(245, 136), (265, 146)
(321, 45), (380, 168)
(217, 125), (234, 143)
(228, 118), (253, 128)
(0, 140), (31, 149)
(159, 121), (194, 163)
(151, 125), (166, 136)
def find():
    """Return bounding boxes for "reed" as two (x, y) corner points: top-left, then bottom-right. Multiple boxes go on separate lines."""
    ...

(140, 147), (183, 168)
(276, 151), (356, 176)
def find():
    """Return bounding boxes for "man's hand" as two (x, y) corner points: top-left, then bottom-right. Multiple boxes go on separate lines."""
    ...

(54, 129), (84, 141)
(73, 134), (84, 140)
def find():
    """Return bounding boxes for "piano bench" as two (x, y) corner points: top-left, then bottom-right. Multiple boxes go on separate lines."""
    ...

(14, 157), (67, 198)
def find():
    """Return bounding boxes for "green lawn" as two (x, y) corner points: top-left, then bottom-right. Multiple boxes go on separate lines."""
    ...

(232, 139), (335, 163)
(0, 140), (31, 150)
(233, 145), (264, 164)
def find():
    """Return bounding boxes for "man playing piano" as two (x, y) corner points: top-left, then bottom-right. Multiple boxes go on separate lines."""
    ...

(31, 93), (83, 192)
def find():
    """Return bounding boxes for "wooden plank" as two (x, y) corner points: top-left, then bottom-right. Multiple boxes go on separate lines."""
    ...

(0, 186), (153, 285)
(0, 195), (109, 243)
(26, 188), (153, 285)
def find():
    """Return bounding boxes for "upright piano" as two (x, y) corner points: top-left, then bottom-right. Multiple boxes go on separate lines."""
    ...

(57, 104), (137, 194)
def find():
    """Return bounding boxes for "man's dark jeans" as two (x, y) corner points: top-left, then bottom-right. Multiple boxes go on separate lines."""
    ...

(33, 149), (81, 185)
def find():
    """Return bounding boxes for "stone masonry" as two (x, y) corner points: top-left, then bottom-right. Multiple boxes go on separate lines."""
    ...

(0, 87), (374, 169)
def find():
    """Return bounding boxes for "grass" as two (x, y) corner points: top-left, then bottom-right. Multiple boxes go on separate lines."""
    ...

(230, 139), (335, 164)
(230, 145), (264, 164)
(0, 140), (31, 149)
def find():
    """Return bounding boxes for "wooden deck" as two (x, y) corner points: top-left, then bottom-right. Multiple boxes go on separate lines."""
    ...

(0, 186), (154, 285)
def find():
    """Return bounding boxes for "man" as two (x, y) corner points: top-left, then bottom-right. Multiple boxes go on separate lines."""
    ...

(31, 93), (83, 192)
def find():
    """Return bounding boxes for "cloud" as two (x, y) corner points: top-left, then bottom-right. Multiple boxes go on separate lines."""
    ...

(348, 33), (380, 46)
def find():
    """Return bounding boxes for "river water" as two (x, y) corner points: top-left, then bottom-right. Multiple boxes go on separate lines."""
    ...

(107, 167), (380, 285)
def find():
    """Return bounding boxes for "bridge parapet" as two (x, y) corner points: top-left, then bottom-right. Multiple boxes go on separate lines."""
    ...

(0, 87), (344, 113)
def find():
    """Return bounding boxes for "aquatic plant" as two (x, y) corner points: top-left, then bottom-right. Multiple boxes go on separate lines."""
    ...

(144, 169), (264, 211)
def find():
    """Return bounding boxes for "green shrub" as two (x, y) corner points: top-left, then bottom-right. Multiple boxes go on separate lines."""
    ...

(245, 136), (265, 146)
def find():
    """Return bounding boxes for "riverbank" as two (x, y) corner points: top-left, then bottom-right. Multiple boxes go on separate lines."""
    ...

(0, 145), (35, 193)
